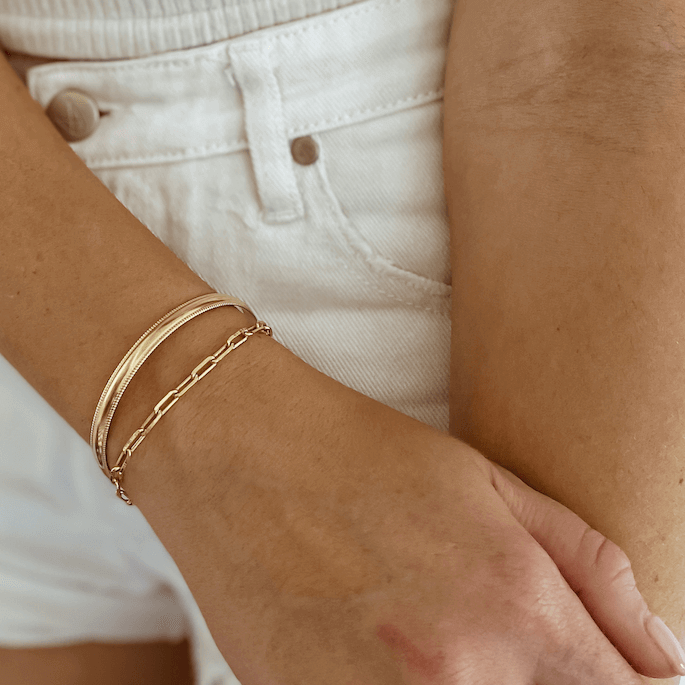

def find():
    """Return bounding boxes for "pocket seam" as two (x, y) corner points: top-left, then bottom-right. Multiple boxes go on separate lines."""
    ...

(311, 139), (451, 318)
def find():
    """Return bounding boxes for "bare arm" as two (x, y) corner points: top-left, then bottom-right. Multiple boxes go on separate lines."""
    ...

(0, 50), (262, 449)
(444, 1), (685, 681)
(1, 41), (680, 684)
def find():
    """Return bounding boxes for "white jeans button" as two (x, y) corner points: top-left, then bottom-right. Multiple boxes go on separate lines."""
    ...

(45, 89), (101, 142)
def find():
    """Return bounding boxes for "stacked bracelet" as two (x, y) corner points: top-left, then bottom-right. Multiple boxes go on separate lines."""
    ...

(89, 293), (272, 505)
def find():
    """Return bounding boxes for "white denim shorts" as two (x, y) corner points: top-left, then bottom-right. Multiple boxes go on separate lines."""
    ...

(0, 0), (454, 682)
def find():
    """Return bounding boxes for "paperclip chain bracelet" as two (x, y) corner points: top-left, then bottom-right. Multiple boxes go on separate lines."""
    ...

(90, 293), (258, 482)
(110, 320), (272, 505)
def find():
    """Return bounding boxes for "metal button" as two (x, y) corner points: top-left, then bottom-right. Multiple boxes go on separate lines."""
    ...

(45, 89), (101, 142)
(291, 136), (319, 165)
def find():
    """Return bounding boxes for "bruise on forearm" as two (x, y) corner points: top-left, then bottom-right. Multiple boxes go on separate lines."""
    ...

(443, 0), (685, 673)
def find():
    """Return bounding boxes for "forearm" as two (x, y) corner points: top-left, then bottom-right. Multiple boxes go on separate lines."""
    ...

(0, 51), (265, 452)
(444, 0), (685, 668)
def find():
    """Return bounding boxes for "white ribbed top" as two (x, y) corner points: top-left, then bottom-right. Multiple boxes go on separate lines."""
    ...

(0, 0), (366, 59)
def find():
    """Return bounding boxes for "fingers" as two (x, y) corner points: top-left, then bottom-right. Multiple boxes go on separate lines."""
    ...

(484, 458), (684, 680)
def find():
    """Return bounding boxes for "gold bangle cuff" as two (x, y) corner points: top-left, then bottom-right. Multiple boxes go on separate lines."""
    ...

(89, 293), (256, 480)
(110, 320), (272, 505)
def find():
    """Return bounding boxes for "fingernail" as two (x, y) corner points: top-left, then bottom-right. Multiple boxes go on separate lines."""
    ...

(646, 615), (685, 676)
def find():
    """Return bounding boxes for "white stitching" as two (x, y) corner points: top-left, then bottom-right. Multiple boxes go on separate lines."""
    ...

(80, 91), (442, 168)
(309, 140), (450, 318)
(80, 92), (442, 168)
(261, 42), (303, 217)
(287, 90), (444, 138)
(82, 138), (246, 168)
(332, 240), (451, 318)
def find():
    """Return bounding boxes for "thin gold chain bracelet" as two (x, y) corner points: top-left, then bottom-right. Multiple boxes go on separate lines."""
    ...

(110, 320), (272, 505)
(90, 294), (256, 480)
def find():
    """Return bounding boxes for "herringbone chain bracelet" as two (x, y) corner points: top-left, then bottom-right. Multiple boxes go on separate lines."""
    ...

(110, 320), (272, 505)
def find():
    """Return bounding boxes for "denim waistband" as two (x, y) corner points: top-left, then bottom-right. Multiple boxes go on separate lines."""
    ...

(20, 0), (453, 171)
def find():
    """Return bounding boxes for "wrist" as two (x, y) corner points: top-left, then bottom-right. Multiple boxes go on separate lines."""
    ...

(104, 300), (268, 503)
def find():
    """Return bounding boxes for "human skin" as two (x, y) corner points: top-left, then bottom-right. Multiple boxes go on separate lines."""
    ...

(0, 23), (682, 684)
(443, 1), (685, 683)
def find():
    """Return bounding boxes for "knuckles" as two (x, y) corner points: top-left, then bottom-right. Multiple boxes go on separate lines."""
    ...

(576, 526), (637, 591)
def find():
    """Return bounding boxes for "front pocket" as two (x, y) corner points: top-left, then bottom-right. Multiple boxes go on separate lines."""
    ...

(309, 100), (452, 317)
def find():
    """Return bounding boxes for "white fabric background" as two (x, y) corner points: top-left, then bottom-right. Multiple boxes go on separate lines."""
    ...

(0, 0), (366, 59)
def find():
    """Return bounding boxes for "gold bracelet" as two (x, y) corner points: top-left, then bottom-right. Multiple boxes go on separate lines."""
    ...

(89, 293), (257, 481)
(110, 320), (272, 505)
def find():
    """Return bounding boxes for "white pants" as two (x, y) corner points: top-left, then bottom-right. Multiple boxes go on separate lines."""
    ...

(0, 0), (454, 682)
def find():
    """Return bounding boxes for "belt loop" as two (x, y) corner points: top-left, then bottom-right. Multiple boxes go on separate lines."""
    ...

(228, 41), (304, 224)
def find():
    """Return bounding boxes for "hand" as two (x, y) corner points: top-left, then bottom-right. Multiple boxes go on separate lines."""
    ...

(126, 340), (681, 684)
